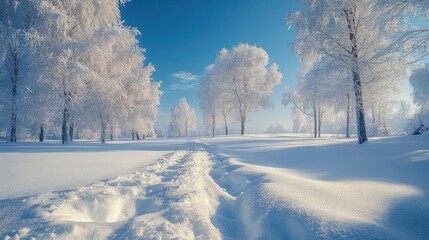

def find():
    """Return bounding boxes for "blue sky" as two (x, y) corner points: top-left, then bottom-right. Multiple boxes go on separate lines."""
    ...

(120, 0), (302, 133)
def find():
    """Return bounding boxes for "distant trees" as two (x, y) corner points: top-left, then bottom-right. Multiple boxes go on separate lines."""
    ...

(288, 0), (417, 143)
(282, 68), (339, 138)
(266, 123), (287, 134)
(199, 70), (219, 137)
(169, 98), (197, 137)
(199, 43), (282, 136)
(0, 0), (161, 143)
(410, 64), (429, 114)
(409, 64), (429, 131)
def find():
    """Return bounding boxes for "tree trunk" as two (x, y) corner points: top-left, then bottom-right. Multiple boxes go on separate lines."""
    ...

(132, 129), (135, 140)
(61, 91), (72, 144)
(318, 109), (322, 138)
(39, 126), (44, 142)
(9, 39), (19, 143)
(101, 132), (105, 143)
(241, 120), (245, 135)
(101, 120), (106, 143)
(223, 115), (229, 136)
(351, 49), (367, 144)
(61, 106), (69, 144)
(10, 107), (17, 143)
(212, 116), (216, 137)
(345, 8), (368, 144)
(110, 125), (113, 141)
(69, 120), (74, 142)
(313, 104), (317, 138)
(346, 93), (351, 138)
(9, 71), (17, 143)
(136, 132), (140, 140)
(9, 78), (17, 139)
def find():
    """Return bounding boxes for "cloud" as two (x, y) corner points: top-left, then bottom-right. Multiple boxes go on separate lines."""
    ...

(205, 64), (214, 72)
(170, 71), (199, 90)
(171, 71), (198, 82)
(170, 83), (197, 90)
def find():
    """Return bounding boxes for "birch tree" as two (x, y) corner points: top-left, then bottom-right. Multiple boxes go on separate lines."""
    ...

(290, 0), (411, 143)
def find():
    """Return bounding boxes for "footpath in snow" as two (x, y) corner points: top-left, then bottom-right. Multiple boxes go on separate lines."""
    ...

(0, 134), (428, 239)
(0, 141), (236, 239)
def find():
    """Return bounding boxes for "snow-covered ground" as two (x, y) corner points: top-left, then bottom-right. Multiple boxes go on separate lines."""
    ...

(0, 134), (428, 239)
(0, 139), (189, 199)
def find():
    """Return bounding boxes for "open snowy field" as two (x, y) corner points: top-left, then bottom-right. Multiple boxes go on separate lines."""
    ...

(0, 139), (190, 200)
(0, 134), (428, 239)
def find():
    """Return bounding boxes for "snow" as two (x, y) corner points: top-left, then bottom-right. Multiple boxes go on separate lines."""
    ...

(0, 139), (188, 199)
(205, 134), (429, 239)
(1, 134), (428, 239)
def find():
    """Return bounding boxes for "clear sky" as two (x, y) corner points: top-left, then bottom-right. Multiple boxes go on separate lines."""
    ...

(120, 0), (302, 134)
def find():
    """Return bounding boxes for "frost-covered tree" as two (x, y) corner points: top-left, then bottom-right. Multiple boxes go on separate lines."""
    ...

(35, 0), (99, 143)
(266, 123), (287, 134)
(199, 70), (219, 137)
(124, 64), (161, 140)
(169, 98), (197, 137)
(82, 24), (159, 143)
(378, 0), (429, 58)
(0, 0), (161, 143)
(410, 64), (429, 113)
(289, 0), (412, 143)
(31, 0), (161, 143)
(218, 95), (233, 136)
(207, 43), (282, 135)
(389, 100), (415, 134)
(199, 66), (234, 137)
(282, 66), (343, 138)
(409, 64), (429, 128)
(282, 79), (322, 138)
(0, 0), (38, 142)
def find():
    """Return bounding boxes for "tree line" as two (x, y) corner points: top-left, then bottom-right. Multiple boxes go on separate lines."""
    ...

(283, 0), (429, 143)
(196, 1), (428, 142)
(0, 0), (161, 143)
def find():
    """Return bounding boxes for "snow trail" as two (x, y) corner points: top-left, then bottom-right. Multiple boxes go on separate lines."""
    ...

(0, 143), (234, 240)
(1, 135), (427, 239)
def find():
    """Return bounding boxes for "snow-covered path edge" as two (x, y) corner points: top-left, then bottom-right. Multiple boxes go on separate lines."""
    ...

(207, 140), (427, 240)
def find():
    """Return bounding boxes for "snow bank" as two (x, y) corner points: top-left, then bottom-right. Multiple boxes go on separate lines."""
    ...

(205, 134), (429, 239)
